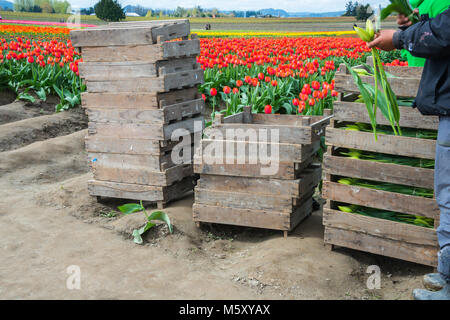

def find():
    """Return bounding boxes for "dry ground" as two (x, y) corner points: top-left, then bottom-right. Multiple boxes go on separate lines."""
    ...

(0, 96), (432, 300)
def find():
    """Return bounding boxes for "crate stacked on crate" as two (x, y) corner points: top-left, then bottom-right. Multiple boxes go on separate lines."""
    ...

(70, 20), (205, 208)
(322, 61), (440, 266)
(193, 107), (331, 237)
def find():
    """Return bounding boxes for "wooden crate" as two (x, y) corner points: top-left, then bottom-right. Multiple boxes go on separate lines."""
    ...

(322, 68), (440, 266)
(194, 107), (330, 180)
(193, 164), (321, 235)
(70, 19), (190, 47)
(72, 20), (204, 206)
(193, 108), (328, 236)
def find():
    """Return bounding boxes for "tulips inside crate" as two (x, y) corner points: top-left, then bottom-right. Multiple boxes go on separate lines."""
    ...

(322, 62), (440, 266)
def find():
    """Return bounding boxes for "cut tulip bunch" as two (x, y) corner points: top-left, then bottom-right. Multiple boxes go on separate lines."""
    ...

(381, 0), (421, 24)
(351, 19), (402, 140)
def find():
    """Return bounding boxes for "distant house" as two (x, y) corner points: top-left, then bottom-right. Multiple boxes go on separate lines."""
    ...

(125, 12), (140, 17)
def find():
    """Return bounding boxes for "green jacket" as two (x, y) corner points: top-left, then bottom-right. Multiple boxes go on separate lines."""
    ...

(403, 0), (450, 66)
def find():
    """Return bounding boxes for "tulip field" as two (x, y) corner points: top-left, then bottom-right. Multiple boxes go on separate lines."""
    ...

(0, 21), (406, 115)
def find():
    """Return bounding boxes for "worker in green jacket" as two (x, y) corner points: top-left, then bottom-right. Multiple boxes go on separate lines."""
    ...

(399, 0), (450, 66)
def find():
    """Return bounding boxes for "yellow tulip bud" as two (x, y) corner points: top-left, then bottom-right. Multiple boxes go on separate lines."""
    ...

(366, 19), (374, 39)
(354, 26), (372, 42)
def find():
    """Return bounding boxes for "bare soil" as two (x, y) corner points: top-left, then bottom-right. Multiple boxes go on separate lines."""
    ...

(0, 97), (432, 300)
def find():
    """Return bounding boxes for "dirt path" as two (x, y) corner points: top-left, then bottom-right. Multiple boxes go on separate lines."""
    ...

(0, 99), (432, 300)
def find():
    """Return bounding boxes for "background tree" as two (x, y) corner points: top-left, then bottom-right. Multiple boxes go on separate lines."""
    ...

(356, 3), (373, 21)
(134, 5), (146, 16)
(94, 0), (125, 22)
(80, 7), (94, 15)
(13, 0), (33, 11)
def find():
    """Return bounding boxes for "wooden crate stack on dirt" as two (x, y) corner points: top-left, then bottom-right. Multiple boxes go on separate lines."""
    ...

(193, 107), (331, 237)
(70, 20), (205, 208)
(322, 60), (440, 266)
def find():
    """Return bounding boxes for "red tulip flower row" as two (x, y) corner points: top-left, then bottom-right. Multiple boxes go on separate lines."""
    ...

(198, 36), (361, 116)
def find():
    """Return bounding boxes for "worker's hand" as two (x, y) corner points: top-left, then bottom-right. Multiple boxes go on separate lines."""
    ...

(367, 30), (397, 51)
(397, 8), (420, 27)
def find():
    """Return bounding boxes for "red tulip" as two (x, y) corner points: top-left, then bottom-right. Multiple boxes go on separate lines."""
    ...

(210, 88), (217, 96)
(223, 86), (231, 94)
(264, 105), (272, 114)
(298, 101), (305, 113)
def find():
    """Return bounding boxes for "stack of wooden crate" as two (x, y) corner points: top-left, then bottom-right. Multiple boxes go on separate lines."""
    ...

(193, 107), (331, 237)
(70, 20), (204, 208)
(322, 60), (440, 266)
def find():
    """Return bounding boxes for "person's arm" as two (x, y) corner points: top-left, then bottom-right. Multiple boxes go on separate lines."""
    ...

(368, 9), (450, 57)
(393, 8), (450, 58)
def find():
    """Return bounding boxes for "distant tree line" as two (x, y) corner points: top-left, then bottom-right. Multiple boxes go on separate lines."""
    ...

(343, 1), (373, 21)
(229, 10), (262, 18)
(13, 0), (71, 13)
(94, 0), (124, 22)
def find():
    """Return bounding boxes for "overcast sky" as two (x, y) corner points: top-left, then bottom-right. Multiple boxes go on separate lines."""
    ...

(69, 0), (390, 12)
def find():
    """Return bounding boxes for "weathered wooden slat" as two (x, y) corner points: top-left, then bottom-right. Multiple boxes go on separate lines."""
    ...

(87, 152), (182, 172)
(322, 181), (439, 219)
(333, 101), (439, 130)
(80, 39), (200, 63)
(161, 98), (204, 123)
(221, 112), (244, 124)
(70, 20), (189, 47)
(92, 163), (193, 186)
(324, 226), (438, 267)
(88, 176), (195, 202)
(365, 57), (423, 78)
(334, 73), (420, 97)
(251, 114), (330, 128)
(81, 88), (199, 109)
(193, 196), (312, 231)
(85, 69), (203, 93)
(88, 116), (203, 140)
(209, 113), (330, 145)
(323, 154), (434, 189)
(323, 207), (437, 247)
(196, 139), (319, 164)
(79, 61), (157, 80)
(196, 175), (299, 198)
(85, 98), (204, 124)
(193, 203), (289, 230)
(207, 124), (314, 145)
(195, 164), (321, 199)
(85, 135), (193, 155)
(79, 57), (198, 81)
(194, 156), (313, 180)
(326, 127), (436, 159)
(195, 187), (294, 212)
